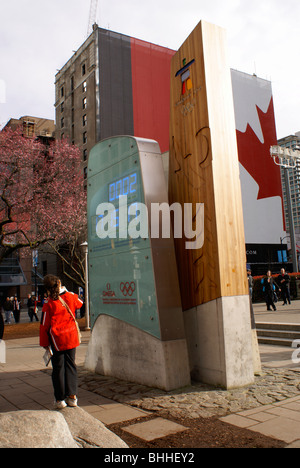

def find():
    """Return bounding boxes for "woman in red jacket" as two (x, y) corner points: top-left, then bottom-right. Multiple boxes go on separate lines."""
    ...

(40, 275), (83, 410)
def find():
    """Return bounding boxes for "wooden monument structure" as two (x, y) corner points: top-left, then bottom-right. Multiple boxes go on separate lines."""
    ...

(169, 21), (255, 388)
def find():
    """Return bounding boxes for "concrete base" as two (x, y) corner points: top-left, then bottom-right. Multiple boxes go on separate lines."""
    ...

(85, 315), (191, 391)
(183, 295), (255, 389)
(0, 341), (5, 364)
(251, 329), (262, 374)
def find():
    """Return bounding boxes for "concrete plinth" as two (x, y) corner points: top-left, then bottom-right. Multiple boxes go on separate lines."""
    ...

(183, 295), (255, 389)
(85, 314), (191, 391)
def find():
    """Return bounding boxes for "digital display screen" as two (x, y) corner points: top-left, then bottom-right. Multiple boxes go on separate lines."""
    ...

(92, 171), (140, 240)
(108, 173), (138, 202)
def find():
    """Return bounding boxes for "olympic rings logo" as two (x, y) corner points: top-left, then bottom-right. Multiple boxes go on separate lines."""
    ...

(120, 282), (136, 297)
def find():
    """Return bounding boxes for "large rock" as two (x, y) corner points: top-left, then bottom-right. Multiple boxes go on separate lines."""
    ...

(0, 410), (78, 448)
(0, 408), (128, 449)
(61, 406), (128, 448)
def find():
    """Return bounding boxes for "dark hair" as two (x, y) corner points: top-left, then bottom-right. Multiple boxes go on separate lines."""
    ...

(43, 274), (60, 300)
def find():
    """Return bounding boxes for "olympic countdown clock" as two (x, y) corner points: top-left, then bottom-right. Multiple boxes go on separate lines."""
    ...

(87, 138), (157, 334)
(86, 136), (190, 390)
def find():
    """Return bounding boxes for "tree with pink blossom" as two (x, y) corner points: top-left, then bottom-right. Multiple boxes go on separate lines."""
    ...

(0, 127), (86, 285)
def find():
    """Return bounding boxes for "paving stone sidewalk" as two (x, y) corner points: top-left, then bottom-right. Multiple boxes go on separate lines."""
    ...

(76, 324), (300, 446)
(78, 366), (300, 420)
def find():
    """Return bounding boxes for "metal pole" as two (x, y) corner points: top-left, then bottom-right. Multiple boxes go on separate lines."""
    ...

(284, 167), (298, 272)
(84, 245), (90, 330)
(280, 237), (285, 264)
(34, 266), (37, 299)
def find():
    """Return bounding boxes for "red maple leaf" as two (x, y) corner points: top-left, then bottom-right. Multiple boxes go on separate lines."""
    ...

(236, 97), (282, 201)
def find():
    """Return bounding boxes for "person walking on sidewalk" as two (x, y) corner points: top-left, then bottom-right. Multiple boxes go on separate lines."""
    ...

(277, 268), (291, 305)
(12, 296), (20, 323)
(40, 275), (83, 410)
(32, 296), (39, 322)
(3, 297), (13, 324)
(27, 294), (35, 322)
(261, 270), (277, 311)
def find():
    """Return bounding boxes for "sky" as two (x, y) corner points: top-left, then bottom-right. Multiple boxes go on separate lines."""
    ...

(0, 0), (299, 139)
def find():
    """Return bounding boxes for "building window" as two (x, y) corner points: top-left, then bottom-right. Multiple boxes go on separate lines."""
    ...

(83, 132), (87, 144)
(61, 117), (64, 129)
(71, 76), (74, 91)
(84, 166), (87, 179)
(83, 114), (87, 127)
(61, 102), (64, 113)
(82, 81), (87, 93)
(83, 149), (87, 161)
(83, 97), (87, 109)
(82, 63), (86, 76)
(61, 86), (64, 97)
(23, 120), (35, 138)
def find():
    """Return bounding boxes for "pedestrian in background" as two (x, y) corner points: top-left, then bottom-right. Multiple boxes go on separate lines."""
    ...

(3, 297), (13, 324)
(32, 296), (39, 322)
(42, 293), (48, 306)
(261, 270), (277, 311)
(27, 294), (34, 322)
(79, 294), (85, 319)
(12, 296), (20, 323)
(277, 268), (291, 305)
(247, 269), (254, 300)
(27, 294), (39, 322)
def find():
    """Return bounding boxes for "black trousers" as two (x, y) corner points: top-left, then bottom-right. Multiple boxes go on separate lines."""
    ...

(50, 348), (77, 401)
(281, 287), (291, 304)
(13, 309), (20, 323)
(265, 292), (276, 311)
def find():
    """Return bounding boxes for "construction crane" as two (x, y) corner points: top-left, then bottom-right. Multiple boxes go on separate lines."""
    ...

(87, 0), (99, 37)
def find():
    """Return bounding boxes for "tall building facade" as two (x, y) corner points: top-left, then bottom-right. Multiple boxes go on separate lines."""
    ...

(278, 132), (300, 233)
(54, 25), (174, 183)
(55, 28), (97, 181)
(55, 27), (286, 274)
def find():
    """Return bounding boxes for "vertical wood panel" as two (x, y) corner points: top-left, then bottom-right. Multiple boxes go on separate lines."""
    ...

(169, 21), (248, 311)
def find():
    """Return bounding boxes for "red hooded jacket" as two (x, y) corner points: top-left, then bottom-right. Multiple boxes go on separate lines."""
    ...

(40, 290), (83, 352)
